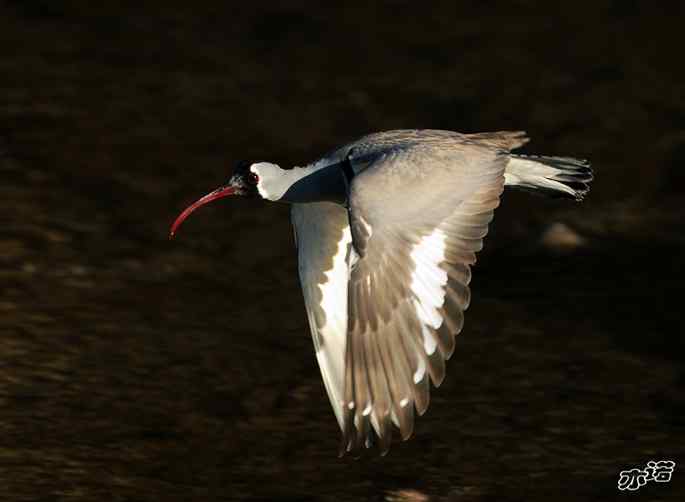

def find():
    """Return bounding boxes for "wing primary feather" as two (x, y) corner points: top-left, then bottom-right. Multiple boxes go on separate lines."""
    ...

(354, 331), (374, 451)
(367, 331), (393, 454)
(382, 327), (414, 440)
(425, 330), (446, 387)
(443, 262), (472, 285)
(436, 298), (465, 359)
(396, 301), (431, 415)
(446, 281), (471, 311)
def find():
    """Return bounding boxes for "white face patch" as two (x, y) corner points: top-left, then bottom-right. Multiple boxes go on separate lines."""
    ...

(249, 162), (281, 200)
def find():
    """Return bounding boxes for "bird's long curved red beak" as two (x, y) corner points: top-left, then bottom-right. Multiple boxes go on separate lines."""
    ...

(169, 185), (235, 239)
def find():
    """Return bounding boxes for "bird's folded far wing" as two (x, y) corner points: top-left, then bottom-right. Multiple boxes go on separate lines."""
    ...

(341, 144), (506, 455)
(291, 202), (351, 430)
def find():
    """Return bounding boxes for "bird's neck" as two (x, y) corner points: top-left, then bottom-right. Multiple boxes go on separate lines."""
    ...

(266, 161), (347, 205)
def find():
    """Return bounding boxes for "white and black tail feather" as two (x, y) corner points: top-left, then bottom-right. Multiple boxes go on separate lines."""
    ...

(504, 154), (593, 201)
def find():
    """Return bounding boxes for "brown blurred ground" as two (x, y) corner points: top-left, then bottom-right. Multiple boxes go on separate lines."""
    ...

(1, 1), (684, 501)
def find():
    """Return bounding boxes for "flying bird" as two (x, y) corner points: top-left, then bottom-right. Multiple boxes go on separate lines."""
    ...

(170, 129), (592, 456)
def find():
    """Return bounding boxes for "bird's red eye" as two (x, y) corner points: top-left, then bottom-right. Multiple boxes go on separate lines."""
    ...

(248, 172), (259, 185)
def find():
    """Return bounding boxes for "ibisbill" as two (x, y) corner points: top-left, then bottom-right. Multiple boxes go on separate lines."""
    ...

(170, 129), (593, 456)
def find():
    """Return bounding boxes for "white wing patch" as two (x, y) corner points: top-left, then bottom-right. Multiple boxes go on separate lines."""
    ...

(314, 226), (352, 428)
(409, 229), (448, 358)
(421, 324), (438, 356)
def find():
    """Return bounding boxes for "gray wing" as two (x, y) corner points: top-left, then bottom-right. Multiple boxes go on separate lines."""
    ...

(291, 202), (352, 429)
(340, 143), (507, 455)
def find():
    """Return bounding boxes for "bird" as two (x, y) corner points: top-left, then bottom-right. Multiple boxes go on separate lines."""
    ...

(170, 129), (593, 456)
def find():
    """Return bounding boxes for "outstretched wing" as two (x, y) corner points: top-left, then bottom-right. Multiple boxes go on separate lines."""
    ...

(291, 202), (351, 429)
(340, 143), (507, 455)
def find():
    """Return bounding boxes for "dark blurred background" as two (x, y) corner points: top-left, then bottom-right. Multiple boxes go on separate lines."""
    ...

(1, 1), (684, 501)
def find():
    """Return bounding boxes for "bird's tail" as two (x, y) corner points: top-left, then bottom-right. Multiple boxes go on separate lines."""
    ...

(504, 154), (593, 201)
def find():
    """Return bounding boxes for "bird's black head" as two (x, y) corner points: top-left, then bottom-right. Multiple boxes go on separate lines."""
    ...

(227, 160), (261, 198)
